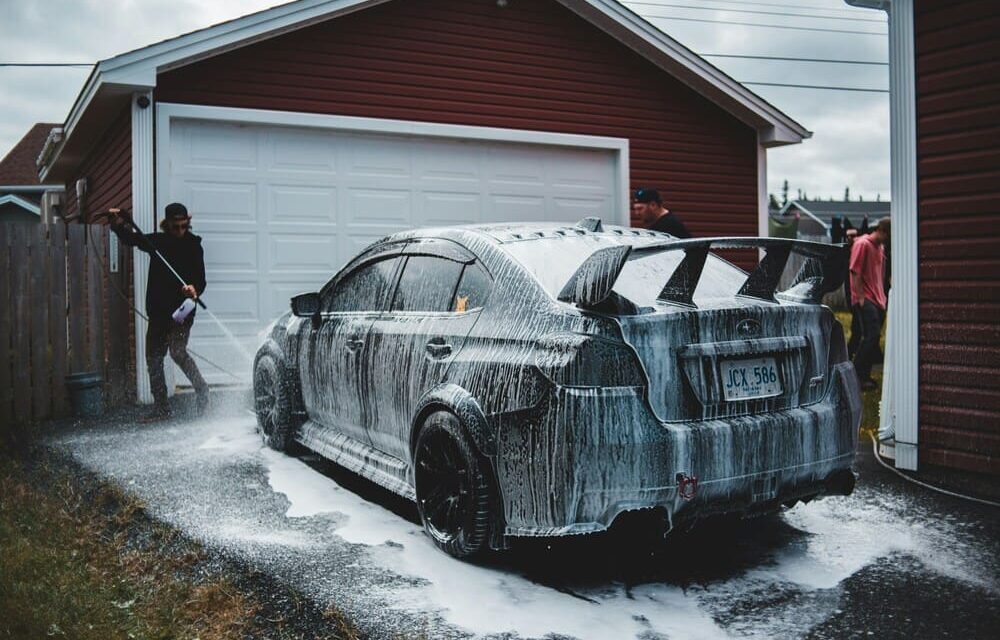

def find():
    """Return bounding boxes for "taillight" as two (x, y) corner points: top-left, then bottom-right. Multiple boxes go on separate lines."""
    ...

(829, 319), (848, 364)
(534, 333), (645, 388)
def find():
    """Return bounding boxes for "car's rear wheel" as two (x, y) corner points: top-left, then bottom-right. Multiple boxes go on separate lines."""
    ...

(253, 354), (296, 452)
(414, 411), (491, 558)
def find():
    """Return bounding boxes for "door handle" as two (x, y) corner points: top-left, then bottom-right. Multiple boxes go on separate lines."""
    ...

(425, 341), (453, 358)
(346, 337), (364, 351)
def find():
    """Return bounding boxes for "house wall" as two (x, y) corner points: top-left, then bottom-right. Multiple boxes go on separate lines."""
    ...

(63, 104), (137, 408)
(64, 106), (133, 219)
(915, 0), (1000, 475)
(155, 0), (759, 259)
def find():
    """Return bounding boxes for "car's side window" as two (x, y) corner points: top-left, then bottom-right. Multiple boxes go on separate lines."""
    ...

(452, 263), (491, 313)
(390, 256), (465, 313)
(323, 256), (401, 313)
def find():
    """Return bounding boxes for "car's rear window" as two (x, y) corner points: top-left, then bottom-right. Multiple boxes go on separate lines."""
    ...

(502, 236), (745, 307)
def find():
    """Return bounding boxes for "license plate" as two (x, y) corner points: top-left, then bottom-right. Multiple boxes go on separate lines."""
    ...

(721, 357), (782, 401)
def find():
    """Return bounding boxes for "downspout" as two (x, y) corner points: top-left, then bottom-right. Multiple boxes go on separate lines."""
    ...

(845, 0), (919, 470)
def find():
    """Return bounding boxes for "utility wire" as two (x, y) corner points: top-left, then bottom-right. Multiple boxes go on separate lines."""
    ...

(624, 1), (887, 23)
(0, 63), (91, 67)
(626, 0), (882, 15)
(644, 13), (887, 35)
(742, 81), (889, 93)
(704, 53), (888, 66)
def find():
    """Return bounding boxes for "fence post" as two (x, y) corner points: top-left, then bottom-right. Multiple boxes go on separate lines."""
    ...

(49, 221), (69, 417)
(29, 223), (51, 421)
(11, 224), (32, 424)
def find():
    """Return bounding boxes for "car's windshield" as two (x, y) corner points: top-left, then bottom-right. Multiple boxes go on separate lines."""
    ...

(502, 235), (745, 307)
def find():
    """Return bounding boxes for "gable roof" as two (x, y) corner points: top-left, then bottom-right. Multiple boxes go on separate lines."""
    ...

(0, 123), (60, 186)
(40, 0), (810, 181)
(0, 193), (42, 216)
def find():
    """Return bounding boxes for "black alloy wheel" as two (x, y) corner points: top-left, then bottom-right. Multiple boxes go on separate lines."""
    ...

(414, 411), (491, 558)
(253, 354), (295, 452)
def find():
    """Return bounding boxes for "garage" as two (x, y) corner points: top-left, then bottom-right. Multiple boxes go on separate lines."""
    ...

(157, 105), (626, 381)
(40, 0), (809, 403)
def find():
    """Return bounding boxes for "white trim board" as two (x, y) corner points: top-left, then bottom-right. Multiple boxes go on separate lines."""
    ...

(154, 102), (632, 226)
(0, 194), (41, 215)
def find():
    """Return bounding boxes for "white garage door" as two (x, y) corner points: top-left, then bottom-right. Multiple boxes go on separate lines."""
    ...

(162, 116), (622, 384)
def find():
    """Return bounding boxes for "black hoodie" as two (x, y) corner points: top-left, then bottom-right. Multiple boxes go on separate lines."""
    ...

(111, 223), (207, 320)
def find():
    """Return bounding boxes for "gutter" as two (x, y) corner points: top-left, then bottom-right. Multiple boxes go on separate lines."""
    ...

(0, 184), (64, 192)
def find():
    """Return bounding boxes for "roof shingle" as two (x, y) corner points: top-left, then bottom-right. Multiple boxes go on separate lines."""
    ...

(0, 123), (59, 186)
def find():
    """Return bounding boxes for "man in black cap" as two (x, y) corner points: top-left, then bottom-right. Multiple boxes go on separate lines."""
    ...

(631, 188), (692, 238)
(109, 203), (209, 421)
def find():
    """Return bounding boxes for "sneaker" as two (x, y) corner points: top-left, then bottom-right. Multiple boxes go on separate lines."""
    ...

(139, 406), (171, 423)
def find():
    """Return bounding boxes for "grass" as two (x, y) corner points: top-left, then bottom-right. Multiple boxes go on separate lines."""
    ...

(0, 440), (358, 640)
(834, 309), (884, 439)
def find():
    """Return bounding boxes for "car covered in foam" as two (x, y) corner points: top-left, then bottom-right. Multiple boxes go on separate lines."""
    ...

(253, 218), (861, 558)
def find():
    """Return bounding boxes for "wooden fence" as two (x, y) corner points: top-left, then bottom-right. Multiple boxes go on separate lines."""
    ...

(0, 220), (134, 429)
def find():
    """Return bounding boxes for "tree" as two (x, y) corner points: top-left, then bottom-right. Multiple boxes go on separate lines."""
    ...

(781, 179), (789, 205)
(844, 186), (850, 201)
(769, 193), (781, 210)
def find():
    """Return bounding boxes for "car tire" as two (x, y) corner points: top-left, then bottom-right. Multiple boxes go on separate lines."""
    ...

(253, 354), (297, 452)
(414, 411), (491, 558)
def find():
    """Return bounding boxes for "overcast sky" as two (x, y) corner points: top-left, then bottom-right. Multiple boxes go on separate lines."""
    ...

(0, 0), (889, 201)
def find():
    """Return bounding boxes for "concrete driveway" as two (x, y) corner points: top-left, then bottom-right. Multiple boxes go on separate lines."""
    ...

(45, 396), (1000, 639)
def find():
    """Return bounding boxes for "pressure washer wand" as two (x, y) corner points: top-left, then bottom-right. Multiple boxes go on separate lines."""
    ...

(105, 211), (207, 310)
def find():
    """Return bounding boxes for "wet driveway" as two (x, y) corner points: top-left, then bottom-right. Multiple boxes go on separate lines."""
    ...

(45, 400), (1000, 639)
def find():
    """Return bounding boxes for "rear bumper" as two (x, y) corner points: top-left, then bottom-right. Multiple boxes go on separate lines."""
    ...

(495, 362), (861, 537)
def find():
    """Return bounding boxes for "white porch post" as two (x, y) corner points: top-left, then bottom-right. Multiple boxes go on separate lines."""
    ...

(886, 0), (919, 470)
(131, 91), (155, 403)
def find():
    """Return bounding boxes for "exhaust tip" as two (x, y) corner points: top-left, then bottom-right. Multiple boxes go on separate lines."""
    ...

(825, 469), (857, 496)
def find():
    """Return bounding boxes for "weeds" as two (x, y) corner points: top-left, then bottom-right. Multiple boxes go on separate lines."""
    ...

(0, 449), (358, 639)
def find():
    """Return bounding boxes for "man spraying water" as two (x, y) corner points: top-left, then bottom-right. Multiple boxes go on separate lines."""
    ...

(109, 203), (209, 422)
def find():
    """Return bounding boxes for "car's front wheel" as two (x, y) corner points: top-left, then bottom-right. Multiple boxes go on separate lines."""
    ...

(414, 411), (491, 558)
(253, 354), (296, 452)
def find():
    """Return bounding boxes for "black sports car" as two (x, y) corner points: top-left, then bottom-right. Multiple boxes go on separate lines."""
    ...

(253, 218), (861, 558)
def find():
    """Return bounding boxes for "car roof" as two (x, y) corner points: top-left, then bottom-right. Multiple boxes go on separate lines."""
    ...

(385, 221), (671, 247)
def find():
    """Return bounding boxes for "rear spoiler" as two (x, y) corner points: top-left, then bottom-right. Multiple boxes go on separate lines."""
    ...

(557, 236), (848, 309)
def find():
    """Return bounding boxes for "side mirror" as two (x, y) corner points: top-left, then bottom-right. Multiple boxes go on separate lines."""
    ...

(291, 292), (321, 319)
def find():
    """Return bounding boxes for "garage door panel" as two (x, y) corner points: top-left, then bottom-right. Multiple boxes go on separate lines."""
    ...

(201, 233), (258, 271)
(488, 194), (547, 221)
(267, 185), (337, 223)
(418, 143), (481, 181)
(266, 129), (337, 174)
(552, 196), (612, 218)
(197, 282), (259, 322)
(420, 192), (482, 226)
(165, 117), (620, 384)
(268, 234), (341, 272)
(347, 189), (411, 225)
(348, 136), (412, 177)
(183, 182), (257, 222)
(487, 148), (547, 187)
(186, 123), (257, 170)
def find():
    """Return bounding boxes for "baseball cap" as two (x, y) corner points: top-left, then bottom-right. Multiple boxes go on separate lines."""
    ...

(164, 202), (190, 220)
(633, 188), (662, 205)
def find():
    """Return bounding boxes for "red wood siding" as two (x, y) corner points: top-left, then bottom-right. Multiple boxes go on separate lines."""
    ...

(64, 106), (132, 219)
(156, 0), (758, 258)
(915, 0), (1000, 475)
(63, 105), (136, 408)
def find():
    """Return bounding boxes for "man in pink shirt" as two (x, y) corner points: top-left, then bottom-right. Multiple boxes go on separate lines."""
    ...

(849, 217), (891, 389)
